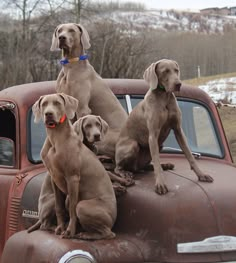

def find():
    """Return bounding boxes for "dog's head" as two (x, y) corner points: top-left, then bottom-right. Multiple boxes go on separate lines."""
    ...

(50, 23), (91, 54)
(143, 59), (181, 93)
(32, 93), (78, 128)
(73, 115), (109, 143)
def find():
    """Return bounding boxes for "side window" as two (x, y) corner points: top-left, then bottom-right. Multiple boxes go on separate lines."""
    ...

(0, 138), (14, 166)
(28, 109), (46, 162)
(0, 106), (16, 166)
(192, 106), (220, 154)
(130, 95), (144, 108)
(163, 100), (222, 157)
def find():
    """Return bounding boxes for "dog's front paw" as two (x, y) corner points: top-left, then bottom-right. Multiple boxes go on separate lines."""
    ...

(113, 183), (127, 197)
(122, 177), (135, 186)
(155, 183), (168, 195)
(61, 223), (76, 239)
(114, 168), (134, 179)
(198, 174), (214, 183)
(61, 229), (74, 239)
(55, 224), (65, 235)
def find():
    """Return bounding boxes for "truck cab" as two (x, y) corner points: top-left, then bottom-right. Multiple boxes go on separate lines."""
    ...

(1, 79), (236, 263)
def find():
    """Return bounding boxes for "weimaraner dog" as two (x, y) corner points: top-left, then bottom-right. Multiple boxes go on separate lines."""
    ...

(28, 114), (114, 233)
(115, 59), (214, 195)
(50, 23), (127, 157)
(32, 93), (117, 239)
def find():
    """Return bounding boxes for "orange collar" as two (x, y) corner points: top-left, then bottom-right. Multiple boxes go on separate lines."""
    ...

(46, 115), (67, 129)
(59, 114), (66, 124)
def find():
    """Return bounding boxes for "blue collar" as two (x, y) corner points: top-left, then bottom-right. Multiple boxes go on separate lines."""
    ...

(60, 54), (88, 65)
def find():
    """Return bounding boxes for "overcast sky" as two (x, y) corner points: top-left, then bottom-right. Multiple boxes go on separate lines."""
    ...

(113, 0), (236, 10)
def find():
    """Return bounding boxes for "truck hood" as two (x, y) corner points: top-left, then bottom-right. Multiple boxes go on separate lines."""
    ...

(114, 156), (236, 262)
(15, 157), (236, 262)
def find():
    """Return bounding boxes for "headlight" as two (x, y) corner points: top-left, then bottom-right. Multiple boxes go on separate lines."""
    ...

(59, 250), (96, 263)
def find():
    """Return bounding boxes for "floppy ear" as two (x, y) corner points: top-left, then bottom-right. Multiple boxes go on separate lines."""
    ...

(50, 25), (61, 51)
(32, 96), (44, 123)
(58, 93), (78, 120)
(73, 117), (84, 142)
(76, 24), (91, 50)
(143, 62), (158, 91)
(97, 116), (109, 140)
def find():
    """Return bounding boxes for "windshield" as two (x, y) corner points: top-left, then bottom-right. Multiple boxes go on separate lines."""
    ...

(28, 97), (223, 162)
(162, 100), (222, 157)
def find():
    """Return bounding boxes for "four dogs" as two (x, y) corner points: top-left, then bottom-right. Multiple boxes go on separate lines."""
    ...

(29, 24), (214, 239)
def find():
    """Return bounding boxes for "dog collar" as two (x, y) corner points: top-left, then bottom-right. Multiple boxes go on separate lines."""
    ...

(157, 84), (165, 91)
(46, 114), (67, 129)
(60, 55), (88, 65)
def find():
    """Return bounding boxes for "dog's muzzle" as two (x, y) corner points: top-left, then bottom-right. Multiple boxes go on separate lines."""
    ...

(59, 36), (67, 49)
(45, 114), (66, 129)
(45, 115), (57, 128)
(175, 82), (182, 92)
(93, 134), (101, 142)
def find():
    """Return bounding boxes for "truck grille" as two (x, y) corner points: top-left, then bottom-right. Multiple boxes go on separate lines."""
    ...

(9, 197), (21, 234)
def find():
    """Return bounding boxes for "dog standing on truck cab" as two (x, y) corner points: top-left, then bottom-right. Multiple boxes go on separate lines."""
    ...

(32, 93), (117, 239)
(115, 59), (213, 195)
(50, 23), (128, 158)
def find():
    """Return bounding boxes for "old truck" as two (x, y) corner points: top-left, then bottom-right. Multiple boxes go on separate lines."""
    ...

(1, 79), (236, 263)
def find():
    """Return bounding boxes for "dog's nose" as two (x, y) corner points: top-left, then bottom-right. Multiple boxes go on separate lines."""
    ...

(94, 134), (101, 141)
(175, 82), (182, 91)
(59, 35), (66, 41)
(45, 112), (53, 117)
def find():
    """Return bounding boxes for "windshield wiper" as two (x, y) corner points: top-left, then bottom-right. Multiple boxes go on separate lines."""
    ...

(162, 147), (201, 159)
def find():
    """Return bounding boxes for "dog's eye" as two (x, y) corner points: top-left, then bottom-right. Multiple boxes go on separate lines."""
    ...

(58, 28), (62, 34)
(165, 69), (170, 74)
(175, 69), (179, 73)
(53, 101), (61, 106)
(42, 101), (48, 107)
(96, 122), (101, 128)
(69, 29), (75, 33)
(85, 123), (92, 129)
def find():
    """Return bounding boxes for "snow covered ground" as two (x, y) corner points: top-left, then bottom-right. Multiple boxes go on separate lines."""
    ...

(199, 77), (236, 104)
(90, 9), (236, 34)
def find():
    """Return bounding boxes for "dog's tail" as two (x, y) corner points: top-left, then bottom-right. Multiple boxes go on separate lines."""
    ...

(27, 220), (41, 233)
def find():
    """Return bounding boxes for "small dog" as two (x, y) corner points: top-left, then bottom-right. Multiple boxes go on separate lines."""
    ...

(115, 59), (213, 195)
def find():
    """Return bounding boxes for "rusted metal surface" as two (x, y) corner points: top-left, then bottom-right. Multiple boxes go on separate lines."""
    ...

(3, 155), (236, 262)
(1, 230), (145, 263)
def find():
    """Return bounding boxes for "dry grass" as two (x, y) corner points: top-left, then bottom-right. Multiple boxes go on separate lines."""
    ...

(184, 72), (236, 163)
(218, 107), (236, 163)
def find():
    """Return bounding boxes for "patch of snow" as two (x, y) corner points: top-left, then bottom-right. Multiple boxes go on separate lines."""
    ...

(199, 77), (236, 104)
(87, 9), (236, 34)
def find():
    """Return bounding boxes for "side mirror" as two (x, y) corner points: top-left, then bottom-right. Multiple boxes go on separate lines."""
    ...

(0, 137), (15, 167)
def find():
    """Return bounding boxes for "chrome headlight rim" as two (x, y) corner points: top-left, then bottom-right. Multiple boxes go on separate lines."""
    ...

(59, 249), (96, 263)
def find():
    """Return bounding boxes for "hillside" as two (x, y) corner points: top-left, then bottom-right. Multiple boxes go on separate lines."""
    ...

(86, 8), (236, 34)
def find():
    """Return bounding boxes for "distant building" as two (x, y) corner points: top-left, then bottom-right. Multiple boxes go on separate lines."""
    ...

(230, 7), (236, 16)
(200, 6), (236, 16)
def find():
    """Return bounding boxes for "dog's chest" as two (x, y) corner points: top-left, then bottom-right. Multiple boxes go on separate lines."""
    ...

(47, 147), (78, 194)
(57, 67), (85, 95)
